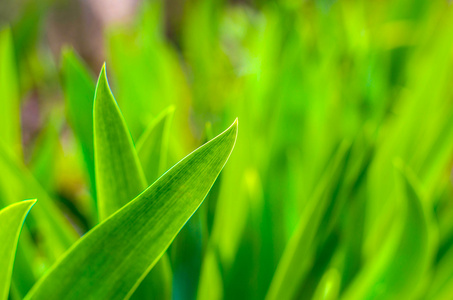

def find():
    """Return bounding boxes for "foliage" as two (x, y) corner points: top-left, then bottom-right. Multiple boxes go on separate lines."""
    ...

(1, 0), (453, 299)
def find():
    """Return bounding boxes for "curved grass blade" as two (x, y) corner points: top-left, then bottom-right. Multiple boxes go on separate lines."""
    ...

(0, 200), (36, 300)
(94, 65), (171, 299)
(94, 64), (146, 221)
(25, 119), (238, 300)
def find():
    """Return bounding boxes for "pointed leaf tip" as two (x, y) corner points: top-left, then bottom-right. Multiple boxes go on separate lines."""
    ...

(226, 118), (238, 137)
(25, 120), (238, 300)
(93, 60), (145, 221)
(0, 200), (37, 300)
(101, 62), (107, 74)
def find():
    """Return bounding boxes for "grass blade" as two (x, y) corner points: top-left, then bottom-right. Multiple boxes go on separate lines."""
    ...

(94, 64), (146, 221)
(0, 200), (36, 300)
(25, 118), (238, 300)
(94, 65), (172, 299)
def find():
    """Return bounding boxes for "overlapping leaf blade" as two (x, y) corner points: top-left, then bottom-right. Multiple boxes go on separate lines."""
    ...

(94, 64), (146, 221)
(25, 118), (238, 300)
(94, 65), (171, 299)
(0, 200), (36, 300)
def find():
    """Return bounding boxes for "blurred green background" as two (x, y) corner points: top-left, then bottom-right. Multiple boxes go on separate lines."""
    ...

(2, 0), (453, 299)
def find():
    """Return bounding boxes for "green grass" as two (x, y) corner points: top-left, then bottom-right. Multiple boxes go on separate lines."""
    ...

(1, 0), (453, 299)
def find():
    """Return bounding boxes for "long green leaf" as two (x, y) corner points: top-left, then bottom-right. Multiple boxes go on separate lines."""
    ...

(26, 118), (238, 300)
(94, 64), (146, 220)
(0, 200), (36, 300)
(94, 64), (171, 299)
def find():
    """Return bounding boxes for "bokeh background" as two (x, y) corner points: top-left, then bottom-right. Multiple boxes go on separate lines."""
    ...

(2, 0), (453, 299)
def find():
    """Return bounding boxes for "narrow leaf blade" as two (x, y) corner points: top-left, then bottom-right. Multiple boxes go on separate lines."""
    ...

(94, 65), (171, 299)
(26, 119), (238, 300)
(94, 64), (147, 221)
(0, 200), (36, 300)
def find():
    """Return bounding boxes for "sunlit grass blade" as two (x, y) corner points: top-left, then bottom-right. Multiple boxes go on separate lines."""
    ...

(94, 65), (172, 299)
(25, 118), (238, 300)
(0, 200), (36, 300)
(0, 27), (21, 158)
(94, 64), (146, 221)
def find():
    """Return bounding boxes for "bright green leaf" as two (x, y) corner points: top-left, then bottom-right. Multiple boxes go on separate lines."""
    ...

(26, 118), (238, 300)
(0, 200), (36, 300)
(94, 64), (171, 300)
(93, 64), (147, 221)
